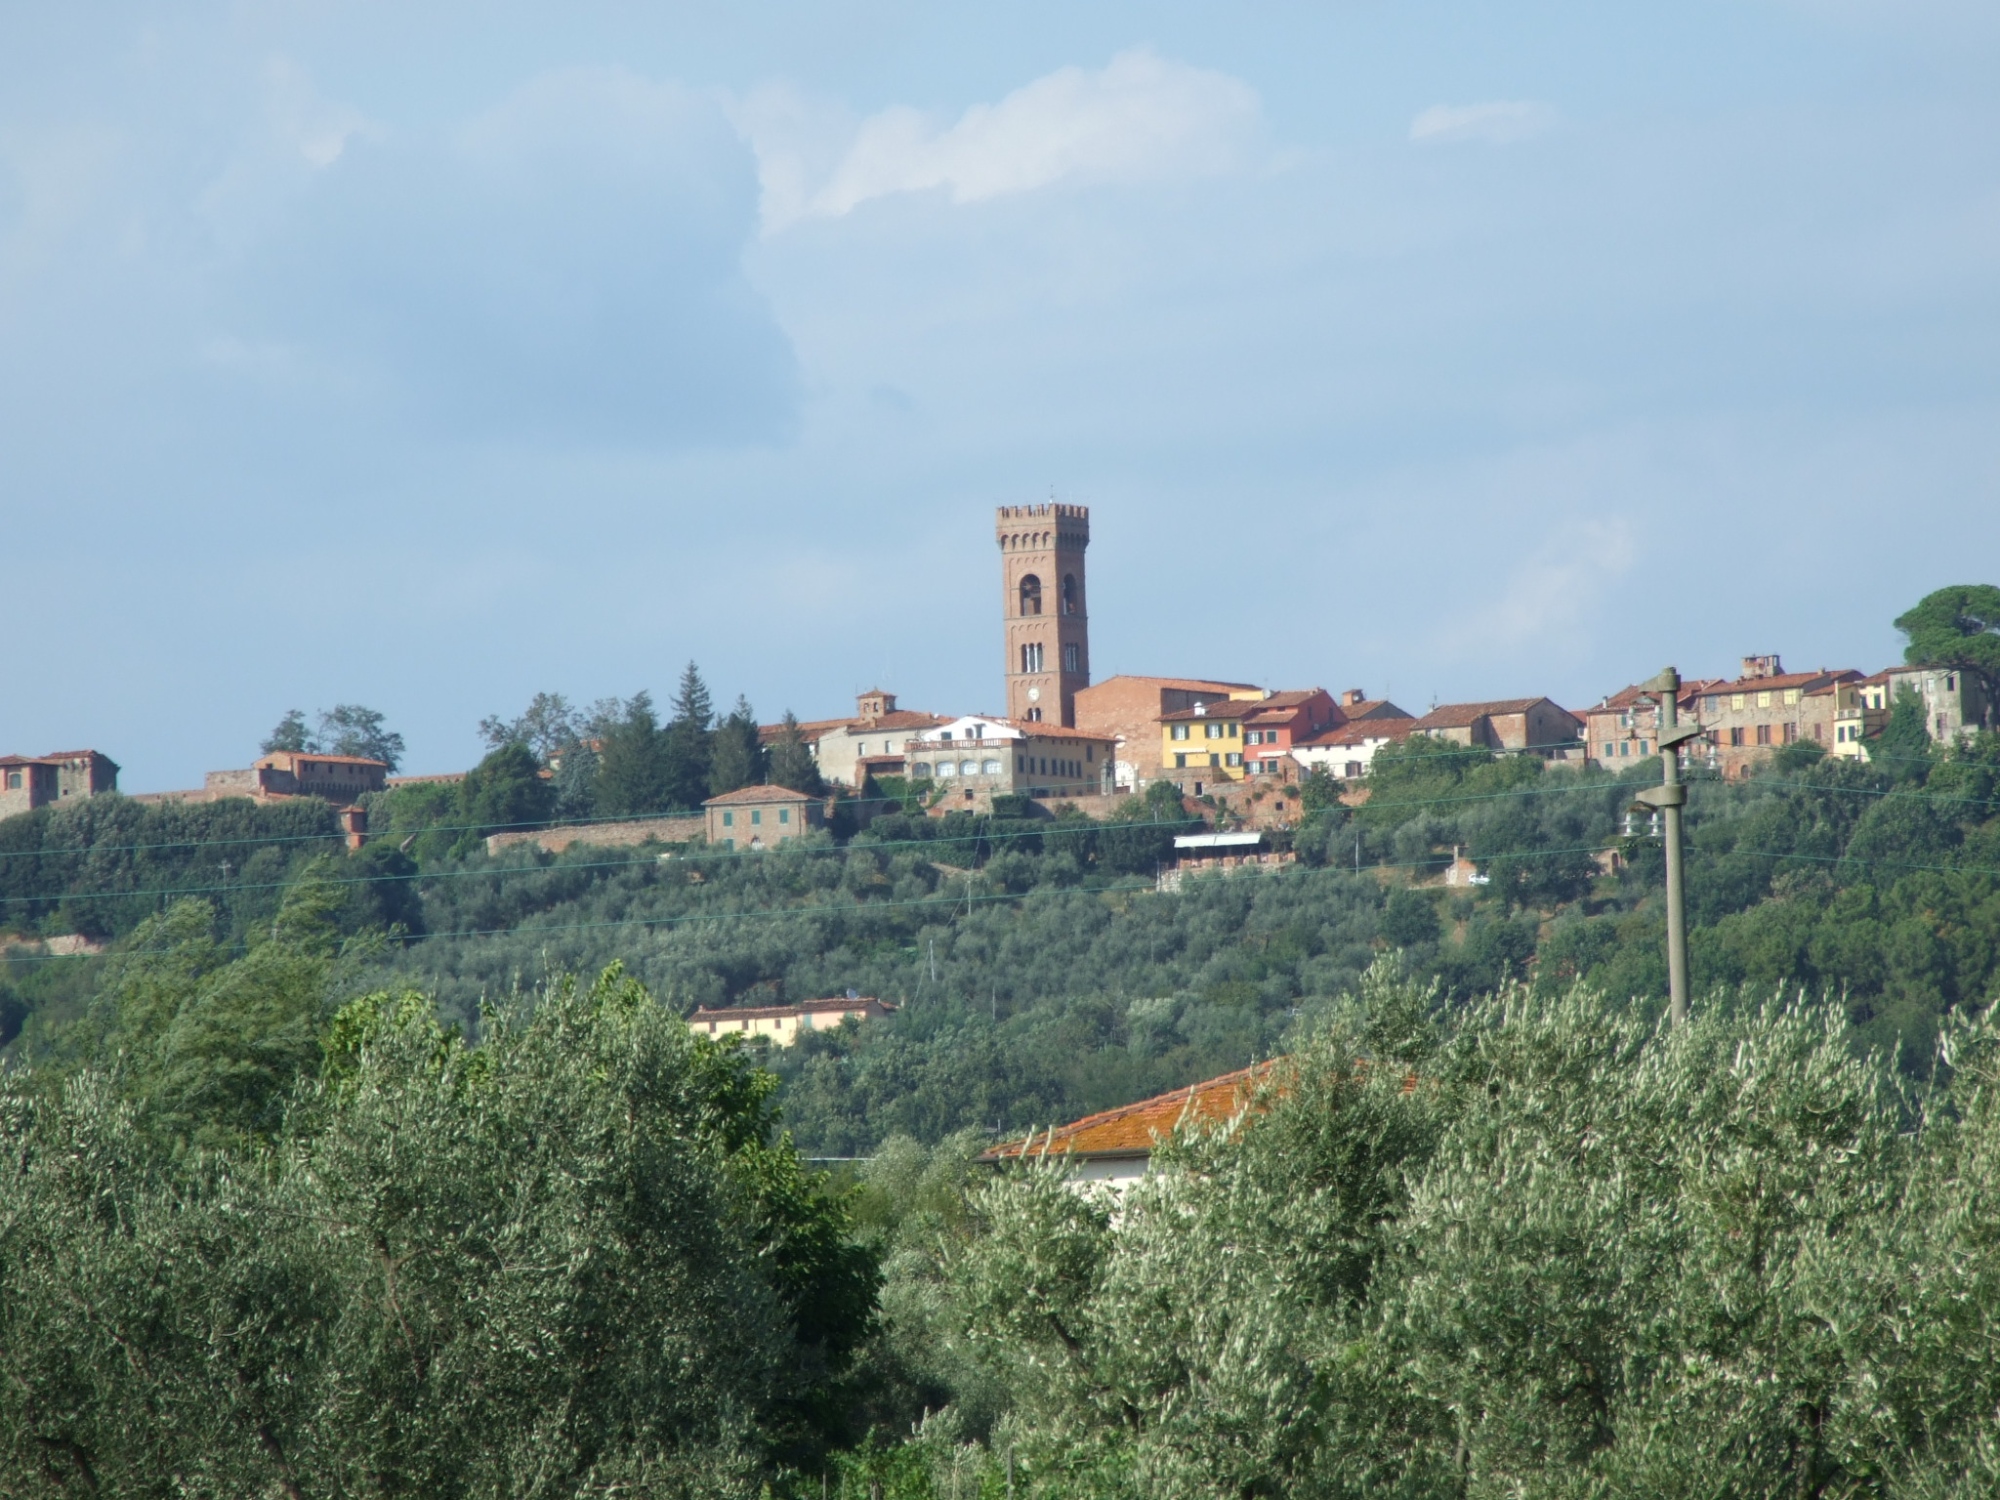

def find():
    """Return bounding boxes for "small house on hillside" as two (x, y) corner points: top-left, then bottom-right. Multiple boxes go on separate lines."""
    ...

(688, 995), (896, 1047)
(703, 784), (822, 848)
(978, 1063), (1281, 1194)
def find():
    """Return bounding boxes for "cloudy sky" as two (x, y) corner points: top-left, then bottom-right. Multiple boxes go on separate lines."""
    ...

(4, 1), (1997, 788)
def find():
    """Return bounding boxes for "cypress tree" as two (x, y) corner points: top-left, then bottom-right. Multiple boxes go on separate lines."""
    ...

(767, 711), (824, 795)
(708, 696), (765, 797)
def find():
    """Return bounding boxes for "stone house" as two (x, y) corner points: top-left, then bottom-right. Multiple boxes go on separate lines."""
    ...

(905, 715), (1116, 807)
(0, 749), (119, 819)
(703, 784), (823, 849)
(1582, 681), (1719, 768)
(1408, 699), (1585, 759)
(797, 690), (948, 788)
(1693, 657), (1861, 778)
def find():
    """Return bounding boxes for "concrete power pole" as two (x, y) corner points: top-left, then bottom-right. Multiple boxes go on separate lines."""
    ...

(1632, 667), (1701, 1025)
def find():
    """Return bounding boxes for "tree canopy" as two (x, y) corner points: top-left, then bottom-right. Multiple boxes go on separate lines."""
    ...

(1897, 582), (2000, 728)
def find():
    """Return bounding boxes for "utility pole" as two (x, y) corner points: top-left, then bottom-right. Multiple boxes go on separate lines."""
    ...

(1630, 667), (1700, 1025)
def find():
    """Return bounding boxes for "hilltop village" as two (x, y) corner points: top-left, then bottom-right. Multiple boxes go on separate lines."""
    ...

(9, 502), (1986, 834)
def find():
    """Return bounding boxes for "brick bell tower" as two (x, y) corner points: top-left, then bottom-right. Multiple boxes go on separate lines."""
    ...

(996, 503), (1090, 726)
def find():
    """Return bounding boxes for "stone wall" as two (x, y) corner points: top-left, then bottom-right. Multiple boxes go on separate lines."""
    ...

(486, 815), (706, 857)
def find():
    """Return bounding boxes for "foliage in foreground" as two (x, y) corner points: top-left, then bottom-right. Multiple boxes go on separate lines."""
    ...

(0, 952), (876, 1498)
(841, 964), (2000, 1499)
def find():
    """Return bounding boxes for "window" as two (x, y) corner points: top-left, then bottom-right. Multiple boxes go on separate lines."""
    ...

(1784, 689), (1800, 705)
(1061, 573), (1078, 615)
(751, 809), (763, 825)
(722, 810), (734, 827)
(1783, 723), (1798, 744)
(1208, 753), (1220, 768)
(1345, 761), (1363, 779)
(1603, 742), (1615, 757)
(1226, 753), (1242, 768)
(1731, 694), (1745, 711)
(912, 763), (932, 778)
(3, 770), (18, 790)
(1018, 574), (1042, 616)
(1027, 707), (1042, 721)
(1640, 741), (1649, 754)
(1757, 691), (1772, 709)
(1730, 728), (1745, 747)
(1171, 724), (1190, 740)
(983, 759), (1002, 775)
(1227, 723), (1238, 738)
(1205, 723), (1222, 739)
(1020, 643), (1044, 673)
(961, 761), (978, 777)
(1947, 674), (1958, 692)
(1755, 724), (1772, 746)
(939, 730), (953, 741)
(1175, 753), (1188, 768)
(1619, 743), (1629, 757)
(936, 761), (956, 778)
(778, 807), (791, 823)
(1063, 643), (1078, 673)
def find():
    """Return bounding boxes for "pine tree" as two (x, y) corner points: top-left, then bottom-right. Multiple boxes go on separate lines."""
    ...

(662, 662), (715, 810)
(594, 694), (671, 816)
(708, 697), (766, 797)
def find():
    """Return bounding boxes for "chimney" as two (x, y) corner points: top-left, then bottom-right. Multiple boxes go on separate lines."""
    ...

(1343, 689), (1367, 706)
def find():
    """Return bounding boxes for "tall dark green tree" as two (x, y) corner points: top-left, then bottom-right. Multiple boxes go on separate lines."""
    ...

(709, 696), (767, 797)
(663, 662), (716, 809)
(594, 693), (672, 817)
(1896, 583), (2000, 730)
(767, 710), (824, 795)
(261, 709), (312, 754)
(456, 742), (556, 847)
(1872, 684), (1935, 779)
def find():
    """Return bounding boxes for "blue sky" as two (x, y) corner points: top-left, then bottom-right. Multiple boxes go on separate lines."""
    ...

(4, 1), (1997, 788)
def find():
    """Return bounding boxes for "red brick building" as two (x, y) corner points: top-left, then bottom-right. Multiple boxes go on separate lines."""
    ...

(1073, 674), (1263, 790)
(0, 749), (120, 818)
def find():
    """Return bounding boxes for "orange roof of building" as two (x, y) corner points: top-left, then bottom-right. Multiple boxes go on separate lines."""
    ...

(1296, 718), (1421, 749)
(1335, 699), (1411, 723)
(37, 749), (115, 762)
(1699, 669), (1862, 697)
(758, 716), (851, 745)
(848, 710), (948, 732)
(1412, 698), (1554, 728)
(703, 783), (817, 806)
(981, 1062), (1281, 1162)
(1083, 674), (1262, 694)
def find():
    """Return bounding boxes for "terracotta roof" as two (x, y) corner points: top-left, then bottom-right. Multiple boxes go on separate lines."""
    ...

(689, 997), (895, 1024)
(758, 717), (850, 745)
(36, 749), (114, 762)
(1295, 718), (1421, 749)
(1413, 698), (1553, 728)
(981, 1063), (1282, 1162)
(845, 710), (947, 732)
(1082, 674), (1262, 694)
(1160, 700), (1263, 723)
(703, 783), (816, 806)
(1336, 699), (1411, 723)
(1700, 669), (1861, 696)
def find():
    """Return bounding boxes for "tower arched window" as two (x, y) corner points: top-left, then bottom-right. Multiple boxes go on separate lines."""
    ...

(1018, 574), (1042, 616)
(1062, 574), (1078, 615)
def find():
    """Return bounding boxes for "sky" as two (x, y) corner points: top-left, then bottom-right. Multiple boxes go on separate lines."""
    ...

(3, 1), (1998, 789)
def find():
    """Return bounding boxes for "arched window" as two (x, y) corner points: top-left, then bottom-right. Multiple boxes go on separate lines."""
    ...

(1061, 574), (1078, 615)
(1018, 574), (1042, 616)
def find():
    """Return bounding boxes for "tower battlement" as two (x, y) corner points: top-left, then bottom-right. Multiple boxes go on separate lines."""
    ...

(995, 503), (1090, 533)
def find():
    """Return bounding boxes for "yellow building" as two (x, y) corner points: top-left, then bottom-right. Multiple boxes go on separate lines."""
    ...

(1159, 698), (1262, 789)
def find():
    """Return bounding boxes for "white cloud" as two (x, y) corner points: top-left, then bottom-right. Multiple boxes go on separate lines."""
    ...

(1409, 100), (1558, 145)
(746, 48), (1261, 231)
(1443, 518), (1638, 659)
